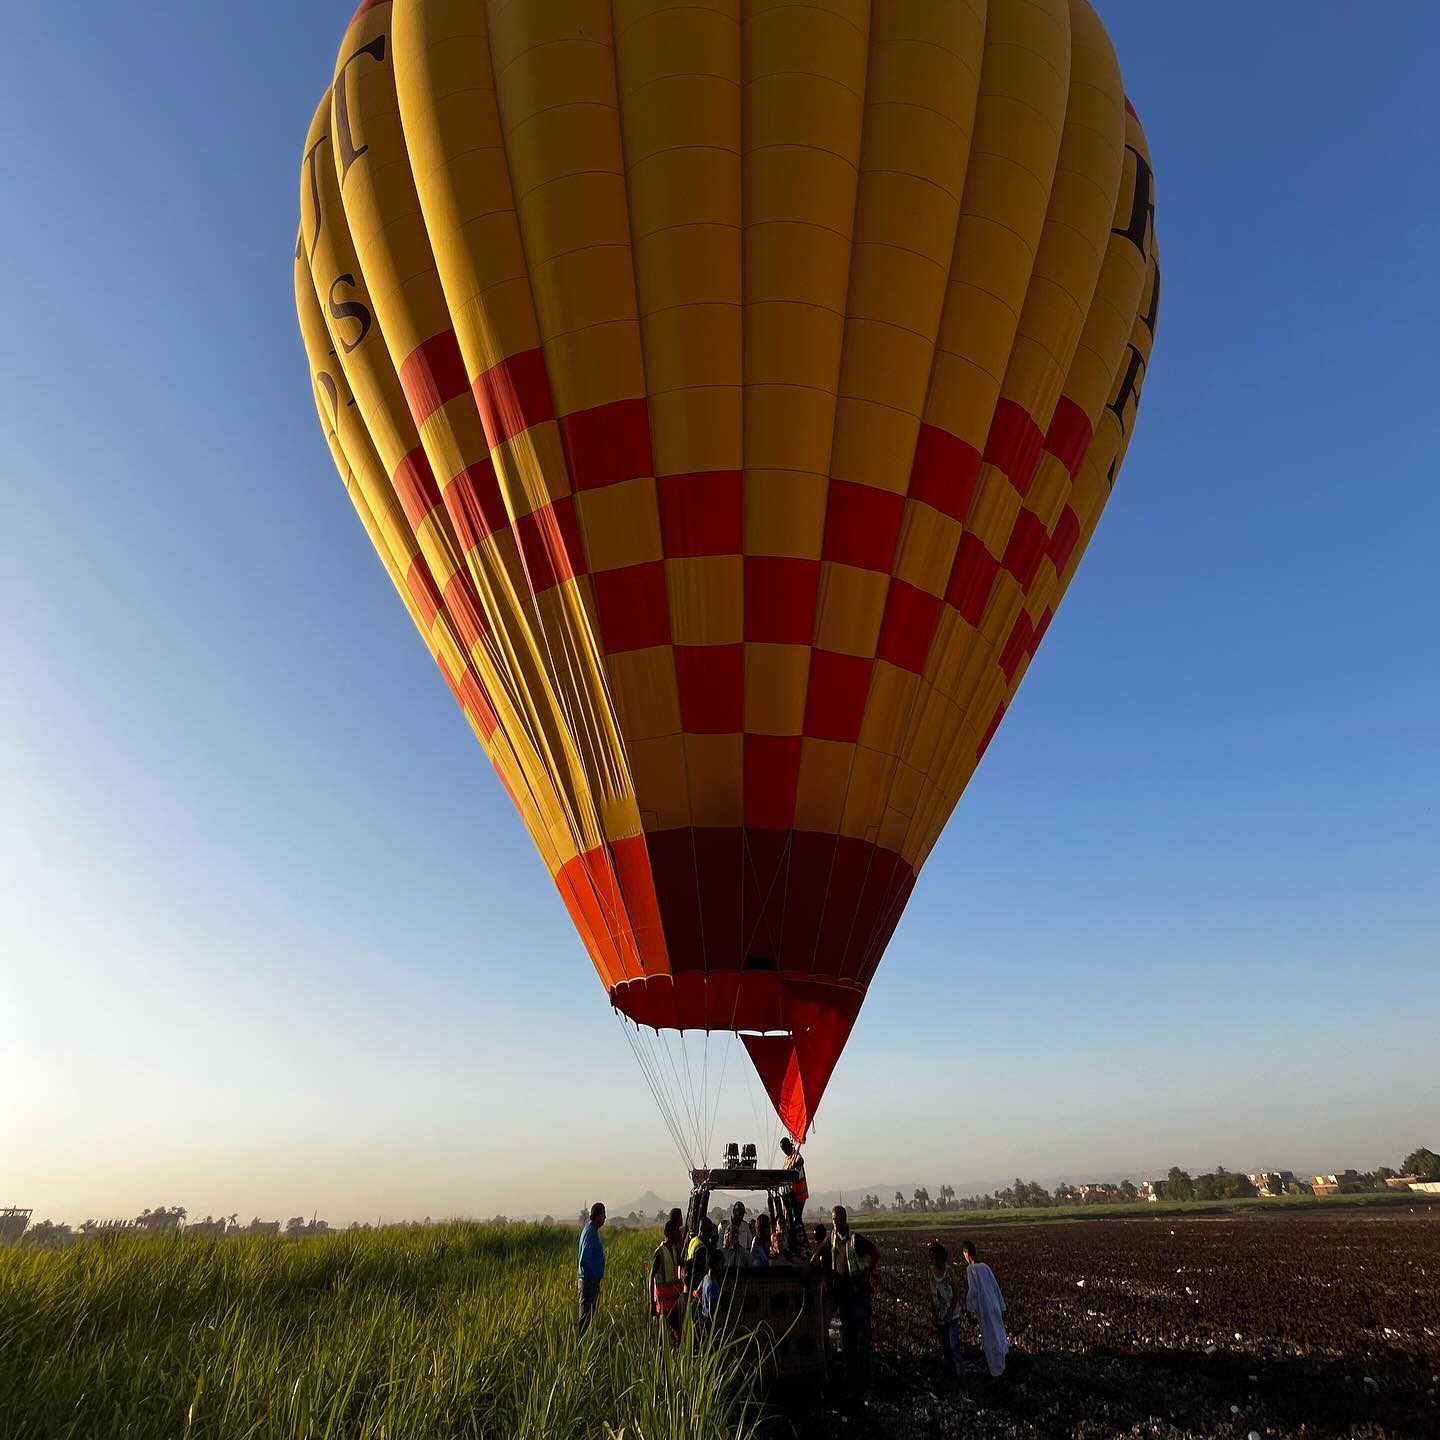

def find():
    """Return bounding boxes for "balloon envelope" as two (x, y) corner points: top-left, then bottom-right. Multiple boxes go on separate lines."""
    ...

(295, 0), (1160, 1140)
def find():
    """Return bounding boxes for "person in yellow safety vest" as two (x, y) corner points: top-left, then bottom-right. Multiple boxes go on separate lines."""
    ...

(650, 1216), (685, 1345)
(780, 1137), (809, 1216)
(684, 1215), (718, 1296)
(812, 1205), (879, 1397)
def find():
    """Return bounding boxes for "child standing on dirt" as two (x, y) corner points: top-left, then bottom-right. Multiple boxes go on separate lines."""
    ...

(926, 1241), (965, 1377)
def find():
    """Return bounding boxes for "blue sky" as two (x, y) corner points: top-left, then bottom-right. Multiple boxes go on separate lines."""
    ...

(3, 3), (1437, 1225)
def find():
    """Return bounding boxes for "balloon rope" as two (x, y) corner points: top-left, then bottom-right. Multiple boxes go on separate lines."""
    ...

(657, 1026), (703, 1164)
(622, 1019), (685, 1166)
(616, 1014), (692, 1170)
(647, 1022), (702, 1170)
(700, 1030), (710, 1167)
(640, 1022), (697, 1170)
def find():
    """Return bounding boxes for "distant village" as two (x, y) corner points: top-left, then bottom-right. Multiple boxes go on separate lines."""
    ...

(5, 1146), (1436, 1248)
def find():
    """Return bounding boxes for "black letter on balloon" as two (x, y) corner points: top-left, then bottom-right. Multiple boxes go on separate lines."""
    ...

(1106, 344), (1147, 438)
(316, 369), (341, 427)
(300, 133), (330, 260)
(333, 36), (386, 182)
(1111, 147), (1154, 262)
(328, 274), (372, 354)
(1138, 259), (1161, 339)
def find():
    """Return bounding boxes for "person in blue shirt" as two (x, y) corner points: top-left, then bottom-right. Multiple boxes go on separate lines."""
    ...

(750, 1213), (772, 1267)
(698, 1254), (726, 1339)
(577, 1202), (606, 1337)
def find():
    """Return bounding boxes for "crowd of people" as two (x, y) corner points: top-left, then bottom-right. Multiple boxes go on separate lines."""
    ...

(573, 1154), (1010, 1397)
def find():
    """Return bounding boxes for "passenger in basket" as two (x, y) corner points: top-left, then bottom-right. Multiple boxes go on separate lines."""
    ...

(699, 1254), (727, 1338)
(926, 1240), (965, 1378)
(962, 1239), (1009, 1378)
(750, 1213), (772, 1267)
(722, 1219), (750, 1267)
(730, 1200), (754, 1255)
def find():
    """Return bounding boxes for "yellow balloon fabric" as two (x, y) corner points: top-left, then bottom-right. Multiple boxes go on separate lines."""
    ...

(295, 0), (1159, 1139)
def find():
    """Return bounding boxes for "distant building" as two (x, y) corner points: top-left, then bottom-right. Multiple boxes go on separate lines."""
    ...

(0, 1208), (32, 1246)
(1247, 1171), (1296, 1198)
(1384, 1175), (1420, 1190)
(1140, 1180), (1167, 1203)
(1410, 1181), (1440, 1195)
(1078, 1183), (1119, 1203)
(1312, 1170), (1364, 1197)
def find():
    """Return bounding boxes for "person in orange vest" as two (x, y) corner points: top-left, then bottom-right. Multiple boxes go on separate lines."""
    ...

(780, 1136), (809, 1217)
(650, 1215), (685, 1345)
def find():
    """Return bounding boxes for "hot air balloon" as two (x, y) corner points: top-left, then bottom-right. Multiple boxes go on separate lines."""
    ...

(294, 0), (1159, 1151)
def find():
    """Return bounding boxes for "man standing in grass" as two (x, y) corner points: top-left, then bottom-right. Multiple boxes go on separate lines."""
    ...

(577, 1202), (606, 1337)
(650, 1215), (686, 1346)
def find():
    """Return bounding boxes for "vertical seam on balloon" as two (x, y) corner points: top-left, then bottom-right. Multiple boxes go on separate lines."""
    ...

(397, 9), (631, 945)
(802, 8), (982, 982)
(874, 26), (1072, 872)
(791, 0), (876, 982)
(940, 0), (1125, 731)
(842, 1), (1063, 971)
(904, 51), (1146, 871)
(303, 244), (585, 886)
(304, 116), (521, 784)
(373, 12), (616, 897)
(483, 10), (645, 932)
(606, 0), (709, 982)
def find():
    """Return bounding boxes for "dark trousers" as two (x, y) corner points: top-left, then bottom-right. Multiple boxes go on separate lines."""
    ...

(577, 1276), (601, 1337)
(838, 1296), (873, 1393)
(939, 1317), (964, 1376)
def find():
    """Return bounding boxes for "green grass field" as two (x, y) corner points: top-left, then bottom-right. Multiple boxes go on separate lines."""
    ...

(849, 1187), (1439, 1231)
(0, 1223), (757, 1440)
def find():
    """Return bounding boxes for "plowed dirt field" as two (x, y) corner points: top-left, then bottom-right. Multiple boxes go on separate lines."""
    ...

(794, 1206), (1440, 1439)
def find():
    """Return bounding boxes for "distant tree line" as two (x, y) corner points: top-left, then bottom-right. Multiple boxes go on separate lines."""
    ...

(13, 1209), (546, 1250)
(15, 1146), (1436, 1250)
(847, 1144), (1440, 1215)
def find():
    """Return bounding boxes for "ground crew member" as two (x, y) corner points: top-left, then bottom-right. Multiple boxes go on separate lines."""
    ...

(650, 1215), (685, 1345)
(685, 1215), (717, 1295)
(962, 1239), (1009, 1378)
(927, 1240), (965, 1377)
(577, 1202), (606, 1337)
(780, 1136), (808, 1217)
(813, 1205), (879, 1396)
